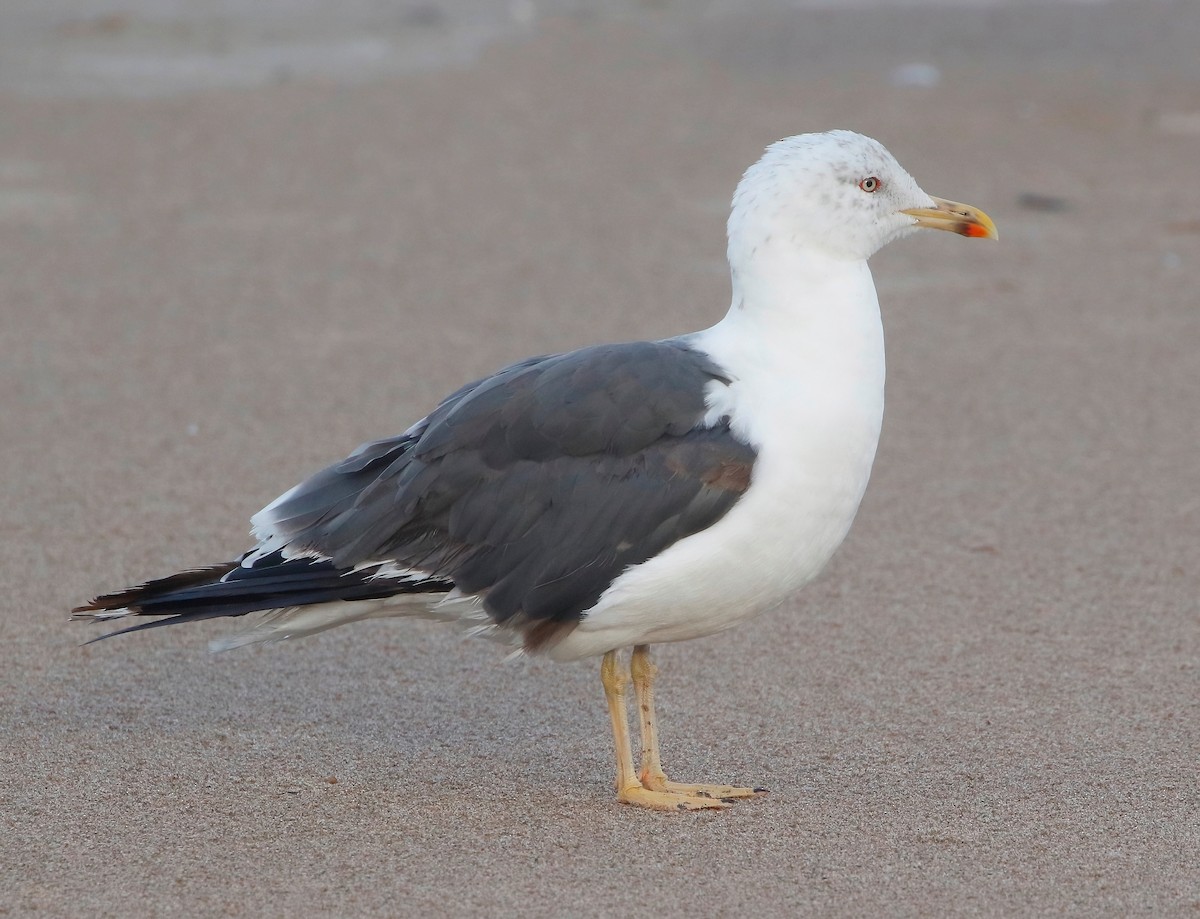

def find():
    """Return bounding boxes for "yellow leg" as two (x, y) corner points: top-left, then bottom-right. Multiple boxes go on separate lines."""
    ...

(601, 650), (729, 811)
(630, 644), (765, 801)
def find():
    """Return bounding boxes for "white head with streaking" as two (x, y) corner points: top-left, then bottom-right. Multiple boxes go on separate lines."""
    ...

(727, 129), (997, 268)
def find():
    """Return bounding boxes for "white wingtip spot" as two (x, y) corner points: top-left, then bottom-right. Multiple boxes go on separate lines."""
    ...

(75, 609), (132, 622)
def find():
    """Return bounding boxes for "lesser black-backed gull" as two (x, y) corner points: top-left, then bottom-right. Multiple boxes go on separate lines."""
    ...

(75, 130), (996, 811)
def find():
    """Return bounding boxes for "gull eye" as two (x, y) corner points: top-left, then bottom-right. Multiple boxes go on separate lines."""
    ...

(858, 176), (882, 193)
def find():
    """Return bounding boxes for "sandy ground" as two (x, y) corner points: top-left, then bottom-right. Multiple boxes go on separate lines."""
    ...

(3, 2), (1199, 916)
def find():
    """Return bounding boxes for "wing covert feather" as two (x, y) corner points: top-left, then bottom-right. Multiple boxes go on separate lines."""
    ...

(257, 340), (756, 632)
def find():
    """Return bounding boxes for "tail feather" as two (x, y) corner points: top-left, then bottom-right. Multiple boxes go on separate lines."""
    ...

(73, 550), (455, 644)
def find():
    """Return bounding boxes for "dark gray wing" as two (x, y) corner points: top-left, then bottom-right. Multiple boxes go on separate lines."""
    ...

(257, 340), (756, 639)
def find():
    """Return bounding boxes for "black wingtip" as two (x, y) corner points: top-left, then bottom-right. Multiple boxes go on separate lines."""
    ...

(72, 554), (455, 643)
(79, 615), (199, 644)
(72, 562), (241, 614)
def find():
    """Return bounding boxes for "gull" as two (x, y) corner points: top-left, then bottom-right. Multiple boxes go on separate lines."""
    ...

(75, 130), (996, 811)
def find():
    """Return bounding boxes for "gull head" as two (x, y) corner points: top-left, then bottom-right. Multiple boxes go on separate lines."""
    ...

(728, 130), (996, 266)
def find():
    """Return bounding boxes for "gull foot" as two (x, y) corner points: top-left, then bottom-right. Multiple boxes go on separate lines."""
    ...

(640, 772), (767, 802)
(616, 783), (732, 812)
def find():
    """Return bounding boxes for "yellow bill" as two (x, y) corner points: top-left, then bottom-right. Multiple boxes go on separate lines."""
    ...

(902, 196), (998, 240)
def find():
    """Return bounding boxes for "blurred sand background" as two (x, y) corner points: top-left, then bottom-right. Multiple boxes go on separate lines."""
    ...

(2, 1), (1199, 916)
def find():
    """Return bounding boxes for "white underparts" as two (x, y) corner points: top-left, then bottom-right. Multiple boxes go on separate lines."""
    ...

(547, 245), (886, 661)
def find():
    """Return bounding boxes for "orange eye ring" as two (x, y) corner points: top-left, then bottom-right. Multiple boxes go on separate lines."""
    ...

(859, 176), (882, 193)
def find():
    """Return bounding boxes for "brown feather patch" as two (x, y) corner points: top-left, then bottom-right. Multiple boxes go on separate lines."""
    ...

(701, 459), (753, 493)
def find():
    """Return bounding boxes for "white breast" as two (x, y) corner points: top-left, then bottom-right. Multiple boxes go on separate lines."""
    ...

(550, 254), (886, 662)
